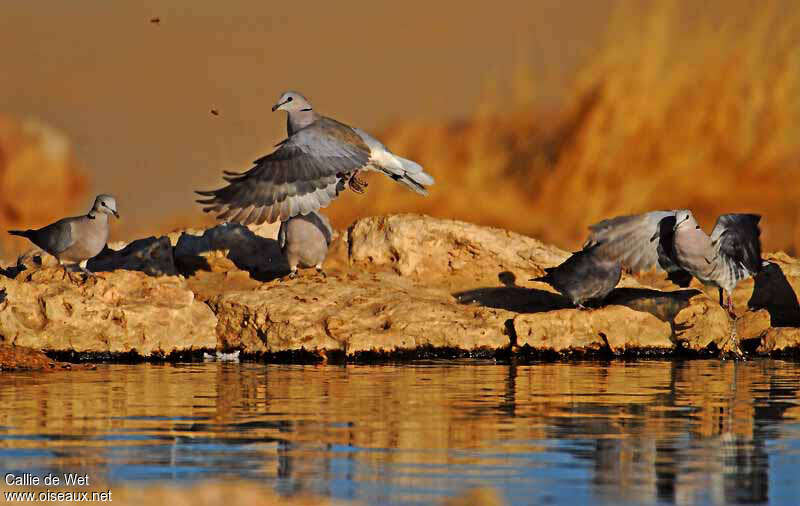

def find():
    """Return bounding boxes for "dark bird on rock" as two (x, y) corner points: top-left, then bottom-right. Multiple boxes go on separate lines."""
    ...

(531, 242), (622, 309)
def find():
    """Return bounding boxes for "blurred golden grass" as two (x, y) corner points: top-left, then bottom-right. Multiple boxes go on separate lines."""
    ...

(0, 117), (88, 258)
(335, 0), (800, 253)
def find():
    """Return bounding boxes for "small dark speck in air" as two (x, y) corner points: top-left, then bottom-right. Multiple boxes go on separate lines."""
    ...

(210, 109), (220, 116)
(150, 17), (161, 24)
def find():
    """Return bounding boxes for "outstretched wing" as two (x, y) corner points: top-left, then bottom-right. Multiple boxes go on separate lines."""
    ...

(711, 214), (762, 276)
(585, 210), (692, 286)
(197, 118), (371, 224)
(585, 211), (676, 272)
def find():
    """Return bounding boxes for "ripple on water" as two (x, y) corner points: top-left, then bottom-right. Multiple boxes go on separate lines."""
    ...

(0, 360), (799, 505)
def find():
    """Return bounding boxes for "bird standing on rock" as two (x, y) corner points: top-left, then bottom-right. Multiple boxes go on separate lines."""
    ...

(278, 211), (333, 278)
(8, 194), (119, 281)
(586, 210), (764, 318)
(197, 91), (434, 224)
(531, 242), (622, 309)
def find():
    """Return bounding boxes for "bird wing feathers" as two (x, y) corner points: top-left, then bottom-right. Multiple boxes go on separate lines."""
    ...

(197, 117), (371, 224)
(585, 211), (677, 272)
(711, 214), (762, 276)
(31, 218), (77, 255)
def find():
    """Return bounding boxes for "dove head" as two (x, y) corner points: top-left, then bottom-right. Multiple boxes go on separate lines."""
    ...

(91, 194), (119, 219)
(673, 209), (697, 231)
(272, 91), (312, 113)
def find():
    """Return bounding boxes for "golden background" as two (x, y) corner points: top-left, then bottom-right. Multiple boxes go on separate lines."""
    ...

(1, 0), (798, 256)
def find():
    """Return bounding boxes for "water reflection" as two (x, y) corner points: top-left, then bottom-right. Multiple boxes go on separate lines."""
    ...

(0, 360), (799, 505)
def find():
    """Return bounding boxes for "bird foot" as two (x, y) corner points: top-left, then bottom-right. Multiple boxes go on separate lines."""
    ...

(79, 268), (104, 283)
(287, 269), (298, 280)
(315, 266), (327, 279)
(720, 321), (744, 358)
(61, 266), (83, 285)
(576, 303), (590, 311)
(348, 174), (368, 194)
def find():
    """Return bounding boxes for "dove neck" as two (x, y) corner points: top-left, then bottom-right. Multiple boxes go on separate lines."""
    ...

(86, 210), (109, 224)
(287, 109), (318, 135)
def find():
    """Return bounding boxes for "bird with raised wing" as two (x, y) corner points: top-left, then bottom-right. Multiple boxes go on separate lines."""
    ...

(8, 194), (119, 280)
(586, 210), (764, 318)
(197, 91), (434, 224)
(278, 210), (333, 278)
(531, 242), (622, 309)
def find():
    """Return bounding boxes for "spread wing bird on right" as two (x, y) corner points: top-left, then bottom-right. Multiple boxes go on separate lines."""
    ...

(585, 210), (764, 319)
(196, 91), (434, 225)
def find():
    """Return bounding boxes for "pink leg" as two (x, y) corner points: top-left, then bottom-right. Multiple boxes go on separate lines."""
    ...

(726, 293), (737, 319)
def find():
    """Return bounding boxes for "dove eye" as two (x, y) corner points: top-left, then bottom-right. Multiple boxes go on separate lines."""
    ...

(286, 97), (293, 102)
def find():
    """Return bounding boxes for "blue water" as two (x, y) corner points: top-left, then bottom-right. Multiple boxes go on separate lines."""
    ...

(0, 360), (799, 505)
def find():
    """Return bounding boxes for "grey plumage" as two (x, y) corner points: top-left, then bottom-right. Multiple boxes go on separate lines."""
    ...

(197, 91), (434, 225)
(278, 210), (333, 277)
(8, 194), (119, 275)
(531, 242), (622, 308)
(586, 209), (763, 316)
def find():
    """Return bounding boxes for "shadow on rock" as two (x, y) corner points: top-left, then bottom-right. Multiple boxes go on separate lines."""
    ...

(604, 287), (701, 322)
(748, 262), (800, 326)
(89, 236), (176, 276)
(173, 223), (288, 280)
(454, 271), (571, 313)
(456, 271), (701, 321)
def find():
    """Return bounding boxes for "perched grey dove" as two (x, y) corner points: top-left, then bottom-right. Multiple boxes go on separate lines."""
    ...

(278, 210), (333, 278)
(531, 242), (622, 308)
(8, 194), (119, 279)
(197, 91), (434, 224)
(586, 210), (763, 318)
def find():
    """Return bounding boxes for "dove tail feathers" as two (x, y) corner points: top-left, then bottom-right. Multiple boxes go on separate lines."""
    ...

(8, 230), (33, 239)
(380, 155), (434, 195)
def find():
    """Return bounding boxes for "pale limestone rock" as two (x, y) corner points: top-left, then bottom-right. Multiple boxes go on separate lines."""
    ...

(514, 306), (673, 353)
(209, 272), (511, 355)
(736, 309), (772, 342)
(0, 269), (216, 355)
(671, 292), (732, 351)
(4, 213), (800, 359)
(348, 214), (569, 284)
(758, 327), (800, 353)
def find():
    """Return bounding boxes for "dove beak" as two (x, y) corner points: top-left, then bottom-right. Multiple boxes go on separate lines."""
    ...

(271, 101), (286, 112)
(673, 216), (689, 231)
(113, 210), (120, 219)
